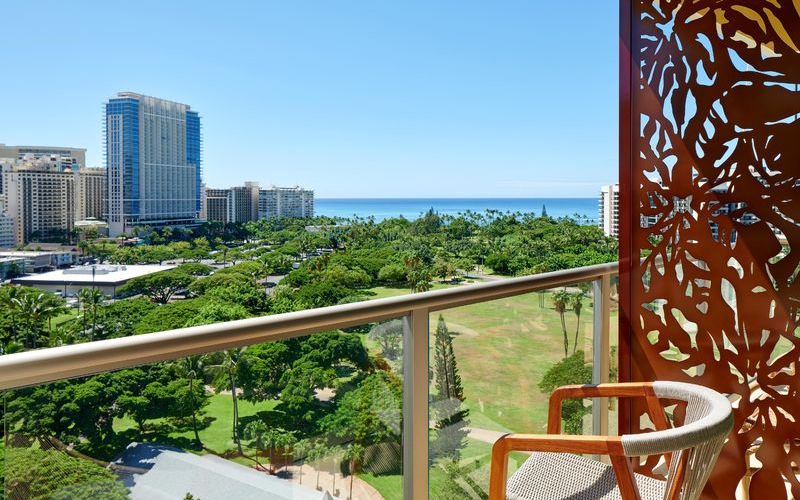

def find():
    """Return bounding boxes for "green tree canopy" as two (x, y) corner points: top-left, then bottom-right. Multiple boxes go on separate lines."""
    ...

(5, 448), (128, 500)
(118, 269), (194, 304)
(321, 372), (402, 446)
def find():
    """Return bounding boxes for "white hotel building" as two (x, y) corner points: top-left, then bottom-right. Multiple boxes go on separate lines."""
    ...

(598, 183), (620, 238)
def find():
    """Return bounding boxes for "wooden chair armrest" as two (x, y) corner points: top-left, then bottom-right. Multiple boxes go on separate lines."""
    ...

(493, 433), (624, 456)
(548, 383), (668, 435)
(489, 433), (640, 500)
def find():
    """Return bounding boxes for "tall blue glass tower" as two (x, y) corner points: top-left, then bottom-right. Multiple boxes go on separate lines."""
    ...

(105, 92), (201, 236)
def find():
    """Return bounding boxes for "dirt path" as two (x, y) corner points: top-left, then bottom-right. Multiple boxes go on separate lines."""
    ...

(441, 320), (481, 338)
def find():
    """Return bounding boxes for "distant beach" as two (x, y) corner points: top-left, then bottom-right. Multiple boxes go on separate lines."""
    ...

(315, 198), (598, 223)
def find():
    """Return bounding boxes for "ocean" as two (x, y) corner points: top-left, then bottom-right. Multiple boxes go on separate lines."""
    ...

(315, 198), (598, 223)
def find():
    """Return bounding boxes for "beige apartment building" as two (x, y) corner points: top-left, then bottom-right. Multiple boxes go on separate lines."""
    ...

(1, 155), (107, 245)
(75, 167), (107, 221)
(202, 182), (260, 224)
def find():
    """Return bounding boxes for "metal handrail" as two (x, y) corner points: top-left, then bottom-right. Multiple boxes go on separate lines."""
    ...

(0, 261), (618, 391)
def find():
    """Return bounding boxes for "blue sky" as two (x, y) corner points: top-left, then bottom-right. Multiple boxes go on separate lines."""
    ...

(1, 1), (617, 198)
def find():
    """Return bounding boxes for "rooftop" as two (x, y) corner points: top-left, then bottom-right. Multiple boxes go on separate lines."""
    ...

(114, 443), (335, 500)
(0, 250), (73, 257)
(12, 264), (176, 285)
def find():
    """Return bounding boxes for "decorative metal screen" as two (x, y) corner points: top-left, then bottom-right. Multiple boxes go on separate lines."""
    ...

(620, 1), (800, 497)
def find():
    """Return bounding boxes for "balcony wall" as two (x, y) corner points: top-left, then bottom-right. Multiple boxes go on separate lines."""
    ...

(620, 1), (800, 497)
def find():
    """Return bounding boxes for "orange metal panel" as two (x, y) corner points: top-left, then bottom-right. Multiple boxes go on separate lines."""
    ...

(620, 1), (800, 498)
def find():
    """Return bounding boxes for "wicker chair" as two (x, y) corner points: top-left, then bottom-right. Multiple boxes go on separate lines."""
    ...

(488, 382), (733, 500)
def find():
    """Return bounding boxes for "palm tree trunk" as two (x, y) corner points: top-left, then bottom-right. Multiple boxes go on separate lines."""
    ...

(560, 313), (568, 357)
(573, 311), (581, 355)
(92, 304), (97, 340)
(189, 375), (201, 446)
(230, 370), (242, 455)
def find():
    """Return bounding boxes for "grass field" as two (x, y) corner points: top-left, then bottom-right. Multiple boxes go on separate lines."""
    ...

(114, 392), (279, 455)
(365, 282), (619, 434)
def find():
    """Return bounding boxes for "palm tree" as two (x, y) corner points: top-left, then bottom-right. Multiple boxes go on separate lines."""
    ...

(173, 355), (205, 447)
(206, 348), (246, 455)
(77, 239), (90, 257)
(310, 441), (329, 490)
(279, 432), (297, 472)
(552, 289), (571, 358)
(328, 445), (343, 496)
(263, 427), (295, 473)
(345, 443), (366, 500)
(571, 291), (586, 355)
(78, 288), (104, 341)
(243, 420), (270, 468)
(38, 293), (66, 335)
(293, 439), (313, 484)
(15, 293), (45, 348)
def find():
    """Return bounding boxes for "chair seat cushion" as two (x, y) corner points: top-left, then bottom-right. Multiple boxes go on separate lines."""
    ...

(506, 452), (667, 500)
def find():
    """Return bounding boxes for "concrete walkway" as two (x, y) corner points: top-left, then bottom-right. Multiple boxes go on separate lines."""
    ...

(284, 462), (384, 500)
(465, 427), (507, 445)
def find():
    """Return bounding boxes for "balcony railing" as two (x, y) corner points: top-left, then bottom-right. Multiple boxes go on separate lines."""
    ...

(0, 261), (618, 500)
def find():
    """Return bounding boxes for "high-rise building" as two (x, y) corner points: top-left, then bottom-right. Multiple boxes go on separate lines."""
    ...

(3, 160), (76, 244)
(105, 92), (201, 236)
(599, 184), (619, 237)
(258, 186), (314, 219)
(1, 156), (105, 245)
(0, 214), (15, 248)
(229, 182), (260, 223)
(204, 188), (230, 223)
(202, 182), (260, 224)
(74, 167), (107, 221)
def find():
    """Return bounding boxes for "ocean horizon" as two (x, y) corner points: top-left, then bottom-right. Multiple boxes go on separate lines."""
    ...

(315, 197), (598, 222)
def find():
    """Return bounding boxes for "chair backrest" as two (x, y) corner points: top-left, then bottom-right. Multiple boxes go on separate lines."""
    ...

(621, 381), (734, 500)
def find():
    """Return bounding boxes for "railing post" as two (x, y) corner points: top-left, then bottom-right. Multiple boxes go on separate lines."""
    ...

(592, 275), (611, 438)
(403, 308), (429, 500)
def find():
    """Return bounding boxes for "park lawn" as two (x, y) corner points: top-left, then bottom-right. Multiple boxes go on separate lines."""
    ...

(52, 309), (79, 327)
(114, 392), (279, 455)
(436, 292), (618, 434)
(366, 282), (456, 300)
(365, 284), (619, 434)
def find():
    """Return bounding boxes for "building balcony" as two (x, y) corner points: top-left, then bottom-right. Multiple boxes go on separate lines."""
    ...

(0, 262), (623, 499)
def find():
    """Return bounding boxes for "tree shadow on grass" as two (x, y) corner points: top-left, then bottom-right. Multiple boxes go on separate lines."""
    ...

(238, 408), (290, 431)
(80, 417), (214, 461)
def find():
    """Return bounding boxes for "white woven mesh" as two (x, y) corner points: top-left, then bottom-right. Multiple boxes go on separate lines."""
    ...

(506, 452), (666, 500)
(625, 382), (733, 500)
(655, 383), (731, 500)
